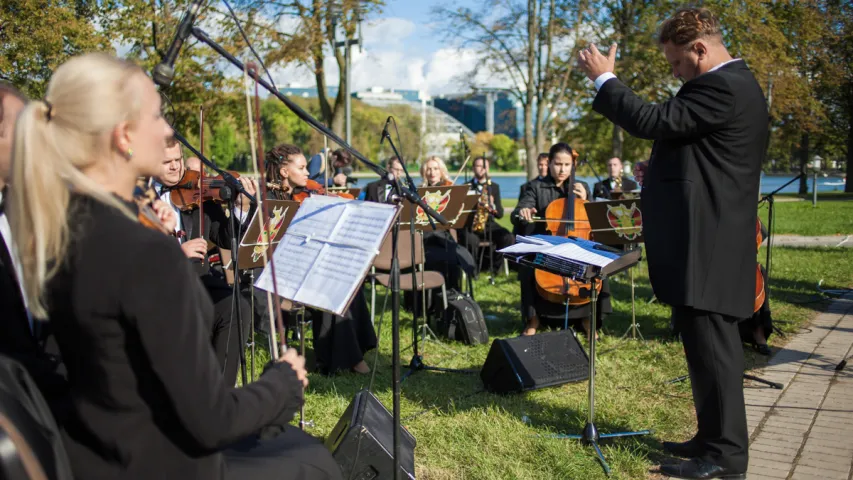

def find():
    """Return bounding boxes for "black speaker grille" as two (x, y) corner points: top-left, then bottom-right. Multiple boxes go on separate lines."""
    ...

(481, 330), (589, 393)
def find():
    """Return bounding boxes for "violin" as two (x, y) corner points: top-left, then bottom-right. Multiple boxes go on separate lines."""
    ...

(271, 179), (355, 203)
(168, 168), (244, 211)
(754, 218), (766, 313)
(534, 170), (601, 306)
(133, 181), (171, 235)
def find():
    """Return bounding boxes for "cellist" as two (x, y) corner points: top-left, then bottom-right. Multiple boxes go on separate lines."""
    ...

(264, 143), (377, 375)
(510, 142), (611, 338)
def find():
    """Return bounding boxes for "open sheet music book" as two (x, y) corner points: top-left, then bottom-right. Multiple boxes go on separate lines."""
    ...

(498, 235), (639, 279)
(255, 195), (398, 316)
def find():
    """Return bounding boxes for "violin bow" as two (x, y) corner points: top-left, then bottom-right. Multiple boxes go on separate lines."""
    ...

(244, 62), (287, 358)
(199, 106), (206, 249)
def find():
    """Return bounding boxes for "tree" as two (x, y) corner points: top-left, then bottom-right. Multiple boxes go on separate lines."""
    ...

(210, 118), (238, 169)
(434, 0), (586, 180)
(490, 134), (520, 171)
(0, 0), (109, 96)
(247, 0), (382, 137)
(97, 0), (246, 138)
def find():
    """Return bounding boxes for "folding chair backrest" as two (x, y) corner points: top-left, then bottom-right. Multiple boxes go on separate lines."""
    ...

(374, 230), (423, 272)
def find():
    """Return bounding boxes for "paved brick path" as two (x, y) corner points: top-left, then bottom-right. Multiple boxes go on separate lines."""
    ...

(744, 292), (853, 480)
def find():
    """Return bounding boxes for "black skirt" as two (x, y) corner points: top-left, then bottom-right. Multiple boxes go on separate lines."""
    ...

(309, 288), (377, 375)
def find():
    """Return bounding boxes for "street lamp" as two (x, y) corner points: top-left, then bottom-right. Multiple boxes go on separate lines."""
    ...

(331, 3), (362, 145)
(811, 155), (822, 207)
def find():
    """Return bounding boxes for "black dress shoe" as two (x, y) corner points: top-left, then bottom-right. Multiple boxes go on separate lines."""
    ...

(659, 458), (745, 479)
(662, 439), (703, 458)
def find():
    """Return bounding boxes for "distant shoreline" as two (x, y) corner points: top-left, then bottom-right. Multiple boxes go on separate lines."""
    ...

(351, 170), (846, 178)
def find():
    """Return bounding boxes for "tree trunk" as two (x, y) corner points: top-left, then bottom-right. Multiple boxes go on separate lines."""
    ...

(846, 111), (853, 193)
(524, 0), (539, 180)
(611, 124), (624, 159)
(798, 132), (809, 195)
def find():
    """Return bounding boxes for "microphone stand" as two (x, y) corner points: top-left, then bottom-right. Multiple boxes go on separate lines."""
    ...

(758, 172), (804, 337)
(176, 29), (448, 480)
(171, 131), (252, 385)
(382, 132), (474, 383)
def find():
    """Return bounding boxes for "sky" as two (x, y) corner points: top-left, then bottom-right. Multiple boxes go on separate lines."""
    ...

(272, 0), (497, 97)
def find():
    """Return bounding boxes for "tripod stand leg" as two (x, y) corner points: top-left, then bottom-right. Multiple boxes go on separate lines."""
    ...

(298, 308), (306, 430)
(545, 277), (650, 477)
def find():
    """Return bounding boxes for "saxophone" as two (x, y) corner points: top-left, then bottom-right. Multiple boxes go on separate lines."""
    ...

(472, 178), (493, 233)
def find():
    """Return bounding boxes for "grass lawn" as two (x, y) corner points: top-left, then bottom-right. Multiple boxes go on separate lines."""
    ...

(242, 240), (853, 479)
(497, 197), (853, 236)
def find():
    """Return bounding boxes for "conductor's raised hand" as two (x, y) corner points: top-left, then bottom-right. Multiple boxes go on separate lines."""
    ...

(577, 43), (618, 82)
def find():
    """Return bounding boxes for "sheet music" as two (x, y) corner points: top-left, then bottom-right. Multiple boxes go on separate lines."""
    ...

(255, 196), (398, 316)
(498, 235), (614, 268)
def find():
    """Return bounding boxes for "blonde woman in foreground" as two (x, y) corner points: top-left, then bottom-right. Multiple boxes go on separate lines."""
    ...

(8, 52), (341, 480)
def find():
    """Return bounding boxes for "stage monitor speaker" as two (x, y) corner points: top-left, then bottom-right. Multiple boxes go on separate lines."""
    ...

(325, 390), (416, 480)
(480, 330), (589, 394)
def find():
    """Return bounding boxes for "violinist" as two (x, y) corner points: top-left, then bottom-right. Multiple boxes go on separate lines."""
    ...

(151, 139), (253, 387)
(458, 156), (514, 274)
(510, 143), (609, 338)
(265, 143), (377, 375)
(6, 53), (340, 479)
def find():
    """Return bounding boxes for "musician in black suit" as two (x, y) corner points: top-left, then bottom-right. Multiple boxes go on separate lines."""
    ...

(153, 140), (254, 387)
(362, 156), (405, 203)
(0, 82), (73, 425)
(578, 7), (767, 479)
(592, 157), (639, 199)
(457, 156), (514, 273)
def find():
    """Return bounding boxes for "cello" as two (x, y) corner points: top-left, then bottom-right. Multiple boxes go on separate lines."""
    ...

(754, 218), (766, 313)
(534, 155), (601, 305)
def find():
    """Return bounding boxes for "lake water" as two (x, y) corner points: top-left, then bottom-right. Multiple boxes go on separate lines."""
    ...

(353, 174), (846, 197)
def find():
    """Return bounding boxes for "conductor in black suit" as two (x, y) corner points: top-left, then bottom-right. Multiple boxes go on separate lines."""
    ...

(578, 7), (767, 480)
(592, 157), (638, 199)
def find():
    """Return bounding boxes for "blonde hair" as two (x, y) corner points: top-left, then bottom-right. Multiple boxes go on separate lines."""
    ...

(9, 53), (146, 318)
(420, 156), (451, 186)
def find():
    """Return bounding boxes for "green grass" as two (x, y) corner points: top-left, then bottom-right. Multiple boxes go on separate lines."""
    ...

(242, 244), (853, 479)
(498, 197), (853, 236)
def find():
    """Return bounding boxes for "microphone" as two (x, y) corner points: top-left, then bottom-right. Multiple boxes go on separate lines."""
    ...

(152, 1), (204, 88)
(379, 116), (392, 145)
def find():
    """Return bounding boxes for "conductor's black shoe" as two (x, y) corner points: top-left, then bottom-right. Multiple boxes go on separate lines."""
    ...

(659, 458), (746, 479)
(662, 439), (703, 458)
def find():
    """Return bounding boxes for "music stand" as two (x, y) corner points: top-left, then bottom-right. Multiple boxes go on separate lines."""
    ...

(450, 190), (478, 295)
(397, 186), (474, 380)
(585, 199), (645, 340)
(238, 200), (300, 361)
(500, 236), (651, 476)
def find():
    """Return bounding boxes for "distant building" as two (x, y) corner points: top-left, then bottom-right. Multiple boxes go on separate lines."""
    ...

(277, 85), (475, 160)
(280, 85), (339, 99)
(432, 91), (521, 140)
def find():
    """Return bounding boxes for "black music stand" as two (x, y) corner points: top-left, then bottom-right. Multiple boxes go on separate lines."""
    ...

(396, 186), (476, 381)
(237, 200), (300, 363)
(502, 237), (651, 476)
(585, 199), (645, 340)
